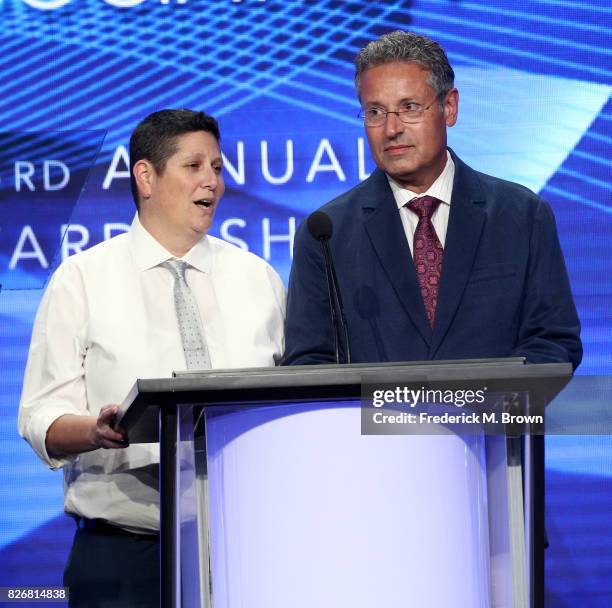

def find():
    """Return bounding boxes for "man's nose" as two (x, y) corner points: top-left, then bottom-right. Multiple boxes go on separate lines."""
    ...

(384, 111), (404, 138)
(200, 167), (218, 190)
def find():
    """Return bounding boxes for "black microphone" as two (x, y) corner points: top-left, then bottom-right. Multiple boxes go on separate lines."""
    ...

(307, 211), (333, 241)
(307, 211), (351, 364)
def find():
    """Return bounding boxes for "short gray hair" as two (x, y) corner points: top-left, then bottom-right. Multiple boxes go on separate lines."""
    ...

(355, 31), (455, 99)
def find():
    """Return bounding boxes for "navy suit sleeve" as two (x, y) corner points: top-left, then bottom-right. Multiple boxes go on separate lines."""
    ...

(510, 198), (582, 369)
(284, 220), (337, 365)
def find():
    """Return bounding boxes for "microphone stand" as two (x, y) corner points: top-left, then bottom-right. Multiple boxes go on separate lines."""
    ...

(308, 211), (351, 365)
(317, 237), (341, 364)
(318, 236), (351, 365)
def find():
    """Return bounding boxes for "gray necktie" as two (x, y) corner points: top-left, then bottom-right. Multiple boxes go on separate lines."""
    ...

(161, 259), (211, 370)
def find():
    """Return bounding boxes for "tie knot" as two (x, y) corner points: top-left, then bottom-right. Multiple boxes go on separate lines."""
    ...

(408, 196), (441, 220)
(161, 259), (188, 281)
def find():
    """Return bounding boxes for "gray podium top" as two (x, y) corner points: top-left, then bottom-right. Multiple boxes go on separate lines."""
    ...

(117, 358), (573, 443)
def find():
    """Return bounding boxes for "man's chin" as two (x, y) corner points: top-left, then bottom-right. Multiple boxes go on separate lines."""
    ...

(187, 226), (210, 242)
(384, 163), (420, 186)
(381, 153), (419, 173)
(192, 216), (214, 234)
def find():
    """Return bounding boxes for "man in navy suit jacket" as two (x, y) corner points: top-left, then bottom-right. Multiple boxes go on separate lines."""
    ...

(284, 31), (581, 369)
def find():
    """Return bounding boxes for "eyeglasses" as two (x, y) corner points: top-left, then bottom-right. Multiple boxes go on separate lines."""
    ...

(358, 96), (441, 127)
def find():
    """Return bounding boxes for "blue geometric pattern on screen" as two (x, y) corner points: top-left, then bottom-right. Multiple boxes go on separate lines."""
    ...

(0, 2), (611, 604)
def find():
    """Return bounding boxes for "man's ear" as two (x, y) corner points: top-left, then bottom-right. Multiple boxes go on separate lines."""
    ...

(133, 159), (154, 201)
(444, 88), (459, 128)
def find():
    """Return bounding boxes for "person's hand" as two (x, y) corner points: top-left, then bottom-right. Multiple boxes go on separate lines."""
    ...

(92, 405), (129, 449)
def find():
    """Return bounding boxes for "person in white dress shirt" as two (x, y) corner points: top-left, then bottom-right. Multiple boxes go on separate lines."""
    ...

(18, 109), (286, 607)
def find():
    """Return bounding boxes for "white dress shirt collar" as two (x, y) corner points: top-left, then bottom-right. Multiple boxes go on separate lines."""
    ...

(387, 150), (455, 209)
(129, 214), (213, 274)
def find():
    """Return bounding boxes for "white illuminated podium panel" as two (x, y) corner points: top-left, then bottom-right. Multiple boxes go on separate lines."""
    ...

(207, 402), (488, 607)
(118, 359), (572, 608)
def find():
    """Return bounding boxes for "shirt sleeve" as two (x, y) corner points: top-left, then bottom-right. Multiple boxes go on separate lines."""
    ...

(264, 264), (287, 366)
(18, 261), (91, 469)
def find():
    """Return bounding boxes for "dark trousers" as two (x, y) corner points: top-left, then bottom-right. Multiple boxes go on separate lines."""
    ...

(64, 521), (159, 608)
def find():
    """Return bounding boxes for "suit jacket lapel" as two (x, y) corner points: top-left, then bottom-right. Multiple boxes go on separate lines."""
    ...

(431, 152), (487, 356)
(361, 169), (432, 345)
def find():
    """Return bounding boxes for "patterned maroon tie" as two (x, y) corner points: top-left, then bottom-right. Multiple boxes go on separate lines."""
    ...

(408, 196), (444, 329)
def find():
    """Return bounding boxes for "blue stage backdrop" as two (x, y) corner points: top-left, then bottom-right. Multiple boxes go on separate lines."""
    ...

(0, 0), (611, 604)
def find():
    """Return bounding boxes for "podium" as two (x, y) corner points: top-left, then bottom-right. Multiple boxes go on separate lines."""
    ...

(118, 358), (572, 608)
